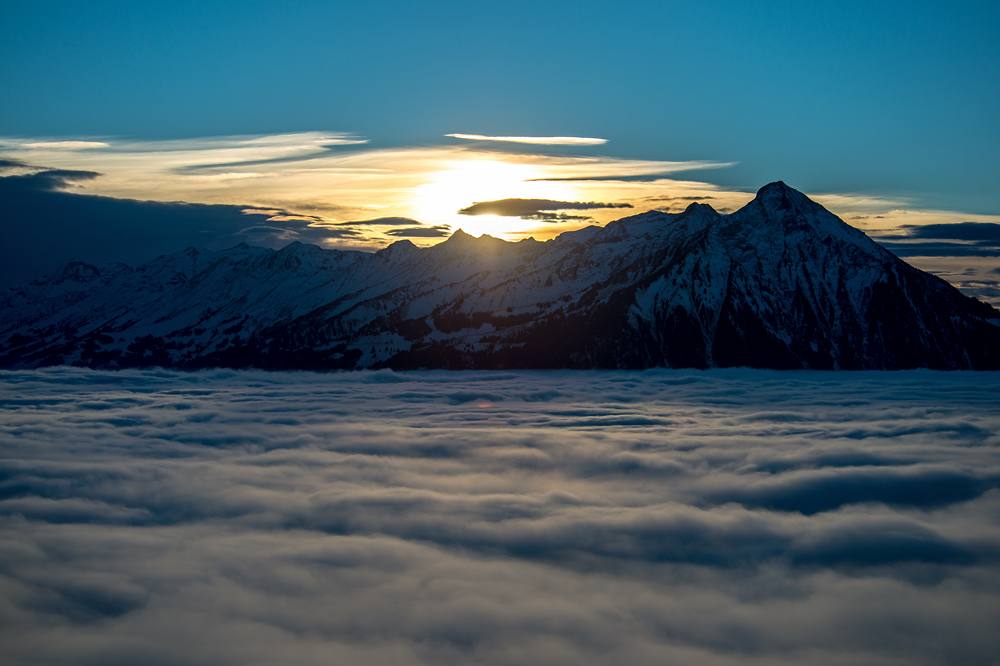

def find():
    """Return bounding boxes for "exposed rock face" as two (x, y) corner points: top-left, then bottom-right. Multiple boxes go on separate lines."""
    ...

(2, 182), (998, 370)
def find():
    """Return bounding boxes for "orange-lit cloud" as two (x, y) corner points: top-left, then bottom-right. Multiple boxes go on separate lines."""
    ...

(3, 132), (998, 254)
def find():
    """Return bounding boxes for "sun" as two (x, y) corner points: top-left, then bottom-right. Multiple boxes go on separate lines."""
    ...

(411, 159), (575, 238)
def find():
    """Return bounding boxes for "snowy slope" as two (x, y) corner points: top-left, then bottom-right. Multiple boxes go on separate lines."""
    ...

(2, 182), (998, 370)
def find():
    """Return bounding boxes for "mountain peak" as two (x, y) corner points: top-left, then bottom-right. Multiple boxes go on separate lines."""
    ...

(278, 241), (304, 253)
(375, 239), (417, 261)
(744, 180), (840, 230)
(757, 180), (793, 195)
(442, 229), (509, 250)
(448, 228), (474, 242)
(752, 181), (814, 211)
(679, 201), (720, 217)
(50, 257), (101, 283)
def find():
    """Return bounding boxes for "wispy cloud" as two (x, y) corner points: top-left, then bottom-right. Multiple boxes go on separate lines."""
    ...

(21, 140), (110, 149)
(0, 133), (738, 247)
(447, 133), (608, 145)
(3, 132), (999, 294)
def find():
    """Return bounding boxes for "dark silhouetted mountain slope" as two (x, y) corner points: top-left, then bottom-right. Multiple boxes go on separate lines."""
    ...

(2, 182), (998, 370)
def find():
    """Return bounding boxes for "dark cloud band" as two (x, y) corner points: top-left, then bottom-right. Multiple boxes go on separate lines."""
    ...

(874, 222), (1000, 258)
(458, 198), (632, 217)
(904, 222), (1000, 241)
(384, 225), (451, 237)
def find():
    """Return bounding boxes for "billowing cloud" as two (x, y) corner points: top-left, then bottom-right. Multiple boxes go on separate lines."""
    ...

(1, 368), (999, 665)
(459, 198), (633, 217)
(447, 133), (608, 145)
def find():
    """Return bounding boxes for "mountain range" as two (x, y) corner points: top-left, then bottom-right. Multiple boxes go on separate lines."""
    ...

(2, 182), (999, 371)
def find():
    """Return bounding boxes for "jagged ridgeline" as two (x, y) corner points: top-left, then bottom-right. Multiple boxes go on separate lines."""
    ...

(2, 182), (999, 370)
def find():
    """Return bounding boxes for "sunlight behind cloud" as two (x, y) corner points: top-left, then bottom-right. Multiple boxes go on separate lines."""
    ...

(413, 160), (578, 238)
(4, 132), (997, 254)
(1, 133), (739, 247)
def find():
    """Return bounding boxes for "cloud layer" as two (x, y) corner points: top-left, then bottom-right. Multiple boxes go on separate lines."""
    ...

(0, 164), (334, 288)
(1, 368), (998, 665)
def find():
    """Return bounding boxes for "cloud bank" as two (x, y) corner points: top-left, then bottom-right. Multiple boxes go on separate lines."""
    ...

(1, 368), (998, 665)
(0, 164), (352, 288)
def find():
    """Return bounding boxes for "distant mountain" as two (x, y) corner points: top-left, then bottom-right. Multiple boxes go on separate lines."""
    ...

(2, 182), (999, 370)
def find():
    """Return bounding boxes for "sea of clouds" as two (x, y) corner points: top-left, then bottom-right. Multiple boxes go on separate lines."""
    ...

(1, 368), (998, 665)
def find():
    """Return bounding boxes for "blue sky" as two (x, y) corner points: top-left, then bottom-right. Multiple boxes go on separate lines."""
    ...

(1, 0), (999, 294)
(3, 0), (997, 208)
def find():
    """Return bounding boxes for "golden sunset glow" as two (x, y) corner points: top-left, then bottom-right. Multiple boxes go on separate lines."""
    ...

(1, 136), (755, 249)
(4, 133), (995, 255)
(412, 159), (577, 238)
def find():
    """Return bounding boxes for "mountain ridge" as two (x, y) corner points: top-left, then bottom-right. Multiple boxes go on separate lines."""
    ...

(2, 182), (998, 371)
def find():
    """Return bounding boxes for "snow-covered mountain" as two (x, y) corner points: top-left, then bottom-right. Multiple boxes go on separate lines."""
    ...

(2, 182), (999, 370)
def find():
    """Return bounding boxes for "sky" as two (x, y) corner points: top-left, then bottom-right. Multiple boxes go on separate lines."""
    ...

(2, 367), (999, 665)
(1, 0), (999, 297)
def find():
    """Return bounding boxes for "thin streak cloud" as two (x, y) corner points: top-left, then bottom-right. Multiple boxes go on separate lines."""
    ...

(447, 133), (608, 145)
(21, 141), (110, 150)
